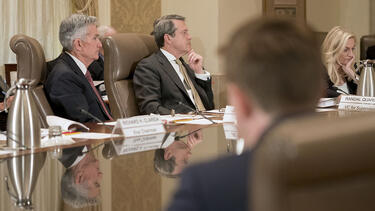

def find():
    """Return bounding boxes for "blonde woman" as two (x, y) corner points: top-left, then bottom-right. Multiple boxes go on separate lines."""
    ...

(322, 26), (359, 97)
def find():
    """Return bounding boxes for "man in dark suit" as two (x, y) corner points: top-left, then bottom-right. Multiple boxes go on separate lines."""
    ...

(87, 25), (117, 81)
(45, 14), (113, 123)
(167, 18), (324, 211)
(133, 14), (214, 115)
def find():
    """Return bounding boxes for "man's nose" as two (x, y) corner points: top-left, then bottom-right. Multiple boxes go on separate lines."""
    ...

(98, 40), (102, 48)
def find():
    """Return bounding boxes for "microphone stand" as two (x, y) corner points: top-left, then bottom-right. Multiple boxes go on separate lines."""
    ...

(177, 102), (216, 124)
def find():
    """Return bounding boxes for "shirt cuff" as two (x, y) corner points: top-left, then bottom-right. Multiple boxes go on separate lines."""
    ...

(195, 71), (210, 81)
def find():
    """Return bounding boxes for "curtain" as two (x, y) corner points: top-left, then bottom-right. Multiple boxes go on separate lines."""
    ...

(72, 0), (98, 17)
(0, 0), (72, 78)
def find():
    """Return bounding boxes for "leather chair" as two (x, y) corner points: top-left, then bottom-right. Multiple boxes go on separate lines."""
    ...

(360, 35), (375, 60)
(9, 34), (53, 128)
(251, 112), (375, 211)
(102, 33), (158, 119)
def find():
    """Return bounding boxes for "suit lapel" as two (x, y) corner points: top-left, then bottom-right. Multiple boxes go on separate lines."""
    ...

(61, 53), (109, 115)
(156, 51), (190, 97)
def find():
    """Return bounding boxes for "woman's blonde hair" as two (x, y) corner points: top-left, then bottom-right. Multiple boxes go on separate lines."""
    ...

(321, 26), (356, 85)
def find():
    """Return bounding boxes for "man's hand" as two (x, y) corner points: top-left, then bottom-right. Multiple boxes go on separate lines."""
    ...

(187, 50), (204, 74)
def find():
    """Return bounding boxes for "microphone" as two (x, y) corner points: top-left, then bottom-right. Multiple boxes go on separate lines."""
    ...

(79, 108), (113, 130)
(177, 101), (216, 124)
(80, 108), (104, 123)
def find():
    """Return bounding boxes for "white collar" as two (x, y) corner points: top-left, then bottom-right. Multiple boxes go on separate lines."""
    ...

(69, 146), (88, 168)
(160, 48), (177, 62)
(65, 51), (87, 75)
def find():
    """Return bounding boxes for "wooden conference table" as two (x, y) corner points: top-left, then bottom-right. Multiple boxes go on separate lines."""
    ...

(0, 108), (359, 211)
(0, 113), (239, 211)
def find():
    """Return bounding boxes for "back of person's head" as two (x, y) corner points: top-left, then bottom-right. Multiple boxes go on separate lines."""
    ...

(59, 13), (97, 52)
(221, 18), (324, 116)
(61, 168), (99, 208)
(97, 25), (116, 40)
(151, 14), (185, 48)
(321, 26), (356, 85)
(153, 149), (178, 178)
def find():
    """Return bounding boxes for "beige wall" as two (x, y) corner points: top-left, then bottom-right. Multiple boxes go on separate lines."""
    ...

(306, 0), (370, 57)
(161, 0), (262, 75)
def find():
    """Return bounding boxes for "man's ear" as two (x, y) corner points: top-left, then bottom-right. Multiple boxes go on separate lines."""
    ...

(164, 148), (173, 160)
(164, 34), (171, 45)
(227, 83), (252, 118)
(72, 39), (82, 51)
(74, 170), (84, 184)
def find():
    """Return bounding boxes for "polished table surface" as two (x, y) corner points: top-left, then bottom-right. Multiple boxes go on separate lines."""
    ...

(0, 109), (361, 211)
(0, 113), (238, 211)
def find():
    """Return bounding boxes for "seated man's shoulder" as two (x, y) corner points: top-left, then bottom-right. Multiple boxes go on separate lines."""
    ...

(184, 151), (252, 180)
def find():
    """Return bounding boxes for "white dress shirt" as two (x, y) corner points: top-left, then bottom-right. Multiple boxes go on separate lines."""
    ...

(160, 49), (210, 106)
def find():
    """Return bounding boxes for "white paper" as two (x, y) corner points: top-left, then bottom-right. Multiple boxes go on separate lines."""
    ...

(317, 98), (337, 108)
(41, 136), (75, 147)
(181, 119), (223, 125)
(98, 121), (117, 126)
(0, 150), (15, 155)
(93, 80), (104, 86)
(46, 115), (89, 131)
(65, 132), (120, 139)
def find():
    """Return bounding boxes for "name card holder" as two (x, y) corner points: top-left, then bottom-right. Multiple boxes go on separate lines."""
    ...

(112, 132), (175, 155)
(338, 95), (375, 111)
(223, 123), (238, 140)
(223, 105), (237, 123)
(112, 115), (166, 138)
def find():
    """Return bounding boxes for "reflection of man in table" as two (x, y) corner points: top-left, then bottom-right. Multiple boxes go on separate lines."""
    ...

(167, 18), (324, 210)
(59, 146), (103, 208)
(154, 130), (202, 177)
(133, 14), (214, 114)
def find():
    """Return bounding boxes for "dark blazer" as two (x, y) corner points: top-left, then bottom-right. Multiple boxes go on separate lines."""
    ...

(59, 146), (85, 168)
(133, 50), (214, 115)
(325, 73), (357, 97)
(167, 151), (251, 211)
(88, 56), (104, 80)
(44, 52), (111, 123)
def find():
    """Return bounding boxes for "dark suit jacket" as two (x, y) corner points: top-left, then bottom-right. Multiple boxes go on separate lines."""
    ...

(133, 50), (214, 115)
(167, 151), (251, 211)
(325, 73), (357, 97)
(44, 52), (111, 123)
(88, 56), (104, 80)
(59, 146), (85, 168)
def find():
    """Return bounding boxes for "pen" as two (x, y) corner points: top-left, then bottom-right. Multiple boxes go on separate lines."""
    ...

(172, 119), (193, 123)
(62, 131), (82, 135)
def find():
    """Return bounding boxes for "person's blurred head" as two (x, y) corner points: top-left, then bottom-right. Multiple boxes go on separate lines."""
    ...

(322, 26), (356, 85)
(221, 18), (324, 145)
(59, 14), (101, 66)
(61, 152), (102, 208)
(152, 14), (191, 58)
(154, 141), (192, 177)
(97, 25), (117, 55)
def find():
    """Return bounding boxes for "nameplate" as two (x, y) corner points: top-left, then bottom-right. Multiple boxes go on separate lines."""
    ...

(223, 123), (238, 140)
(223, 105), (237, 123)
(113, 115), (166, 138)
(113, 133), (175, 155)
(338, 95), (375, 111)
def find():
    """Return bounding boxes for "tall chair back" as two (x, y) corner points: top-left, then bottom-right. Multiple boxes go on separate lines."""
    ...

(251, 112), (375, 211)
(360, 35), (375, 60)
(9, 34), (53, 128)
(102, 33), (158, 119)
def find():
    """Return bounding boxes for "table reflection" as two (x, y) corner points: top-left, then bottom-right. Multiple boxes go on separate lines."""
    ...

(154, 130), (203, 177)
(59, 146), (102, 208)
(0, 122), (243, 210)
